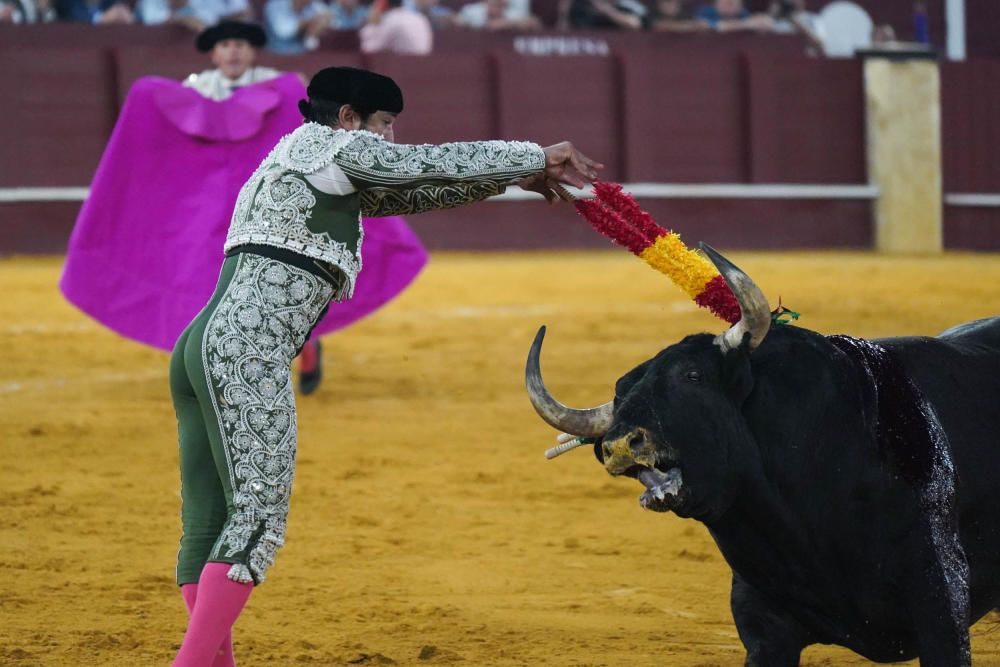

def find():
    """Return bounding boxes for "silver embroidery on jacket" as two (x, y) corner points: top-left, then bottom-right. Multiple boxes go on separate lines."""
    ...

(274, 123), (377, 173)
(336, 135), (545, 187)
(225, 124), (363, 299)
(225, 123), (542, 300)
(202, 254), (334, 583)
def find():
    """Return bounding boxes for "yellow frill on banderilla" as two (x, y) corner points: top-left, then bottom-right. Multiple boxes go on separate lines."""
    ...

(639, 233), (719, 300)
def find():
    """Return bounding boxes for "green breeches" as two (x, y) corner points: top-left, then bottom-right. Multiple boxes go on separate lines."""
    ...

(170, 253), (334, 586)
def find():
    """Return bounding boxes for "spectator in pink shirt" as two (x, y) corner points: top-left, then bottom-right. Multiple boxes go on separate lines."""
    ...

(360, 0), (433, 54)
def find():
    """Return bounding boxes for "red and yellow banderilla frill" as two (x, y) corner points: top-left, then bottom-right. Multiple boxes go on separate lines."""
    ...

(572, 181), (741, 325)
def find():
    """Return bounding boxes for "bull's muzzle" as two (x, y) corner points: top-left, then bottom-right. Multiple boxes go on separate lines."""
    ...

(602, 427), (657, 476)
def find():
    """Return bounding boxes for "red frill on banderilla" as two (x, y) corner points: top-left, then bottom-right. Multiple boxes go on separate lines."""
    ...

(572, 181), (742, 325)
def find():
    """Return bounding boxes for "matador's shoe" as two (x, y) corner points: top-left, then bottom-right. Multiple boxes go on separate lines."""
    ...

(298, 339), (323, 395)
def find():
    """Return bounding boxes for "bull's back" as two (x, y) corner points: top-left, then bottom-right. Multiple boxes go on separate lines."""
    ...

(883, 318), (1000, 469)
(879, 315), (1000, 416)
(882, 316), (1000, 616)
(938, 315), (1000, 349)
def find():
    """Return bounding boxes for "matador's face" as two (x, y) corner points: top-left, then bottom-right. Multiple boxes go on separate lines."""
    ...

(362, 111), (398, 143)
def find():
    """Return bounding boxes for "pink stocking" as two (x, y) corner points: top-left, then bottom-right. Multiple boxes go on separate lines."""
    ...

(180, 583), (237, 667)
(173, 564), (252, 667)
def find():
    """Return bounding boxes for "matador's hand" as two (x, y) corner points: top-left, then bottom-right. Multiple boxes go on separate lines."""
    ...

(541, 142), (603, 189)
(517, 173), (575, 204)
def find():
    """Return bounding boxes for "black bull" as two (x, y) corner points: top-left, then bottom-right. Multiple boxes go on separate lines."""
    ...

(526, 245), (1000, 666)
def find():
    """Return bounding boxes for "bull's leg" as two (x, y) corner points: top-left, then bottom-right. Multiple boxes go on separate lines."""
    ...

(903, 520), (971, 667)
(731, 573), (809, 667)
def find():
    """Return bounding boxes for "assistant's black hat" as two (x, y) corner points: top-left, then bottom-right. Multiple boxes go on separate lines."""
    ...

(301, 66), (404, 117)
(195, 21), (267, 53)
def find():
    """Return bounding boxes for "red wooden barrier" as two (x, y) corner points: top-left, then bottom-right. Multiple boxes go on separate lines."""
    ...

(494, 51), (623, 179)
(0, 48), (116, 187)
(745, 54), (865, 184)
(620, 49), (747, 183)
(2, 23), (999, 253)
(364, 53), (498, 143)
(941, 60), (1000, 194)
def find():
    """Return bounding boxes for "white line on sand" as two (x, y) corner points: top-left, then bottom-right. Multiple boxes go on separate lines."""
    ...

(1, 303), (697, 393)
(0, 369), (166, 395)
(4, 322), (98, 334)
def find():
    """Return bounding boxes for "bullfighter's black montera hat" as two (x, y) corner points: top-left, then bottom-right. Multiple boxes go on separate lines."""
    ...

(303, 67), (404, 116)
(196, 21), (267, 53)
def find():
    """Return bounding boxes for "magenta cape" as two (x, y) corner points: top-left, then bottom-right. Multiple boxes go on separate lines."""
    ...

(60, 74), (427, 352)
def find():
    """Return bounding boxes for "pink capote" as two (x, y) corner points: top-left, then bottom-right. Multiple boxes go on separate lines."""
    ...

(60, 73), (427, 352)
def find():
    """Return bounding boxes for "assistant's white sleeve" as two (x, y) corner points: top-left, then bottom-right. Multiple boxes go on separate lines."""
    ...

(303, 162), (359, 195)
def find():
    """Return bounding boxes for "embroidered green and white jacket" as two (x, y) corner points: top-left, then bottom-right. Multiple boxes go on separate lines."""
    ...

(224, 122), (546, 299)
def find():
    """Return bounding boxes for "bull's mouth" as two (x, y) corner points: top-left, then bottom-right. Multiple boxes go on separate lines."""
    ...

(601, 430), (687, 513)
(627, 464), (685, 513)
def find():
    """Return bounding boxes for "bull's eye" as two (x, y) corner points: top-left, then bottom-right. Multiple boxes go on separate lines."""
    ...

(686, 370), (701, 382)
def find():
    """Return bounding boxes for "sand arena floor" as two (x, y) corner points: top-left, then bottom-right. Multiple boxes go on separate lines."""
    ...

(3, 250), (1000, 666)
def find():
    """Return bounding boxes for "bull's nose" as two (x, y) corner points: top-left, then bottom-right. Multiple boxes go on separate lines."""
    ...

(601, 431), (646, 460)
(602, 427), (656, 475)
(628, 431), (646, 451)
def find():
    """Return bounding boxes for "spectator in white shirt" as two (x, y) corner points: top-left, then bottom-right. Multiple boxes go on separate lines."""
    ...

(330, 0), (368, 29)
(457, 0), (540, 30)
(265, 0), (332, 53)
(139, 0), (252, 29)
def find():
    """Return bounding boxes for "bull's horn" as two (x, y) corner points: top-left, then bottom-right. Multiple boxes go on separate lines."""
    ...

(526, 326), (614, 438)
(700, 243), (771, 353)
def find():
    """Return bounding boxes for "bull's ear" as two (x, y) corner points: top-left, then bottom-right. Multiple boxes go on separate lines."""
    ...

(721, 339), (754, 402)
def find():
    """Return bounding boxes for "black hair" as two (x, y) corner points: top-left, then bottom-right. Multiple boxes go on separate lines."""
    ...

(297, 98), (372, 126)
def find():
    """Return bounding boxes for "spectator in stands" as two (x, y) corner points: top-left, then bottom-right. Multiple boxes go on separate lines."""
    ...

(359, 0), (432, 54)
(264, 0), (332, 52)
(137, 0), (243, 31)
(213, 0), (254, 20)
(558, 0), (648, 30)
(769, 0), (825, 54)
(693, 0), (772, 32)
(55, 0), (133, 23)
(1, 0), (56, 22)
(457, 0), (540, 30)
(330, 0), (369, 29)
(138, 0), (201, 29)
(871, 22), (896, 46)
(648, 0), (707, 32)
(183, 21), (281, 100)
(408, 0), (454, 29)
